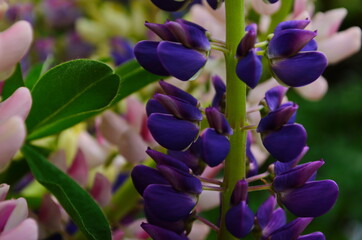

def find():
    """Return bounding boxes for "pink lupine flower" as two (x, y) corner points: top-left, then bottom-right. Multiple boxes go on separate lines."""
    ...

(67, 150), (89, 187)
(0, 87), (32, 171)
(250, 0), (281, 15)
(90, 173), (112, 207)
(0, 20), (33, 81)
(0, 184), (38, 240)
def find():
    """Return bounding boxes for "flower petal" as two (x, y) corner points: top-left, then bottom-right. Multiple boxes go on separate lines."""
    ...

(131, 165), (169, 196)
(257, 195), (277, 229)
(159, 80), (198, 106)
(263, 208), (286, 237)
(236, 50), (262, 89)
(0, 184), (10, 201)
(263, 124), (307, 162)
(134, 40), (169, 76)
(201, 128), (230, 167)
(274, 146), (309, 175)
(225, 201), (254, 238)
(274, 20), (310, 35)
(280, 180), (339, 217)
(144, 184), (197, 222)
(271, 52), (328, 87)
(141, 223), (188, 240)
(257, 103), (298, 132)
(157, 41), (207, 81)
(265, 85), (288, 111)
(0, 218), (38, 240)
(146, 148), (190, 172)
(297, 232), (325, 240)
(205, 107), (232, 136)
(148, 113), (199, 150)
(150, 0), (189, 12)
(270, 217), (312, 240)
(0, 87), (32, 124)
(90, 173), (112, 207)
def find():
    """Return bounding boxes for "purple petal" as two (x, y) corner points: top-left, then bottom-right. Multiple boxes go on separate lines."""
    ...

(157, 41), (207, 81)
(225, 201), (254, 238)
(131, 165), (169, 196)
(274, 20), (311, 34)
(230, 179), (248, 205)
(280, 180), (339, 217)
(271, 52), (328, 87)
(157, 165), (202, 194)
(297, 232), (325, 240)
(174, 19), (210, 51)
(211, 75), (226, 109)
(237, 24), (257, 57)
(144, 207), (188, 234)
(146, 98), (170, 116)
(141, 223), (188, 240)
(257, 103), (298, 132)
(270, 218), (313, 240)
(159, 81), (198, 106)
(273, 160), (324, 192)
(274, 146), (309, 175)
(134, 41), (169, 76)
(148, 113), (199, 150)
(301, 39), (318, 51)
(205, 107), (232, 136)
(154, 94), (202, 121)
(257, 195), (277, 229)
(262, 124), (307, 162)
(144, 184), (197, 221)
(145, 22), (178, 42)
(236, 50), (262, 89)
(201, 128), (230, 167)
(265, 86), (289, 111)
(268, 29), (317, 58)
(146, 148), (190, 172)
(263, 208), (287, 237)
(207, 0), (224, 9)
(150, 0), (189, 11)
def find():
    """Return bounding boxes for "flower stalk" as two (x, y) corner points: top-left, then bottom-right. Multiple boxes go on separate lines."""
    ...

(219, 0), (247, 239)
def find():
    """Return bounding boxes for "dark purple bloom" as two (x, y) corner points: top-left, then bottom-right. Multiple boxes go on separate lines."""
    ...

(143, 184), (197, 222)
(110, 37), (134, 66)
(270, 217), (313, 240)
(297, 232), (325, 240)
(279, 180), (339, 217)
(131, 165), (169, 195)
(141, 223), (189, 240)
(34, 38), (55, 62)
(211, 75), (226, 111)
(200, 128), (230, 167)
(264, 86), (288, 111)
(135, 19), (210, 81)
(230, 179), (248, 205)
(267, 20), (328, 87)
(146, 148), (190, 172)
(150, 0), (191, 11)
(6, 3), (34, 23)
(148, 113), (199, 150)
(266, 0), (279, 3)
(42, 0), (81, 28)
(65, 32), (94, 60)
(274, 146), (310, 175)
(159, 81), (198, 106)
(236, 24), (262, 88)
(205, 107), (233, 136)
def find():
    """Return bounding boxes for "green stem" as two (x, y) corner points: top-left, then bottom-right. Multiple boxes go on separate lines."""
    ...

(219, 0), (246, 239)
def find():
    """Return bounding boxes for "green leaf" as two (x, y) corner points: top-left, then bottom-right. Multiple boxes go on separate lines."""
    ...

(22, 144), (112, 240)
(2, 64), (24, 99)
(112, 59), (163, 103)
(24, 63), (44, 90)
(26, 59), (120, 140)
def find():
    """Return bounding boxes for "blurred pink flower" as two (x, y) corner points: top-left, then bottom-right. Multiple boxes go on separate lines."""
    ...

(0, 20), (33, 81)
(0, 184), (38, 240)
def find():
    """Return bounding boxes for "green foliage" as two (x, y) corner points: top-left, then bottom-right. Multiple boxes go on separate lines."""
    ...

(26, 59), (120, 140)
(22, 144), (112, 240)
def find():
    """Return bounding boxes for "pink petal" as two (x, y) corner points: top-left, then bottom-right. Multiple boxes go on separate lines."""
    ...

(67, 150), (89, 187)
(318, 26), (361, 64)
(90, 173), (112, 207)
(251, 0), (281, 15)
(0, 200), (17, 231)
(188, 222), (210, 240)
(38, 194), (62, 232)
(4, 198), (28, 232)
(100, 111), (128, 145)
(0, 117), (26, 171)
(118, 128), (148, 163)
(0, 87), (32, 124)
(78, 132), (108, 167)
(295, 76), (328, 101)
(49, 150), (67, 172)
(0, 184), (9, 201)
(313, 8), (347, 38)
(125, 97), (145, 133)
(0, 21), (33, 73)
(0, 218), (38, 240)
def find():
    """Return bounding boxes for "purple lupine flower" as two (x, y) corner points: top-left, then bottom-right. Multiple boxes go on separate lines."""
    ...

(110, 37), (134, 66)
(225, 180), (254, 238)
(134, 19), (210, 81)
(150, 0), (222, 11)
(256, 196), (286, 239)
(146, 82), (201, 150)
(267, 20), (328, 87)
(266, 0), (279, 3)
(270, 217), (313, 240)
(34, 38), (55, 62)
(236, 24), (262, 89)
(6, 3), (34, 23)
(211, 75), (226, 112)
(246, 131), (258, 177)
(200, 107), (231, 167)
(65, 32), (94, 60)
(141, 223), (189, 240)
(272, 153), (339, 217)
(206, 0), (224, 9)
(257, 86), (307, 162)
(297, 232), (326, 240)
